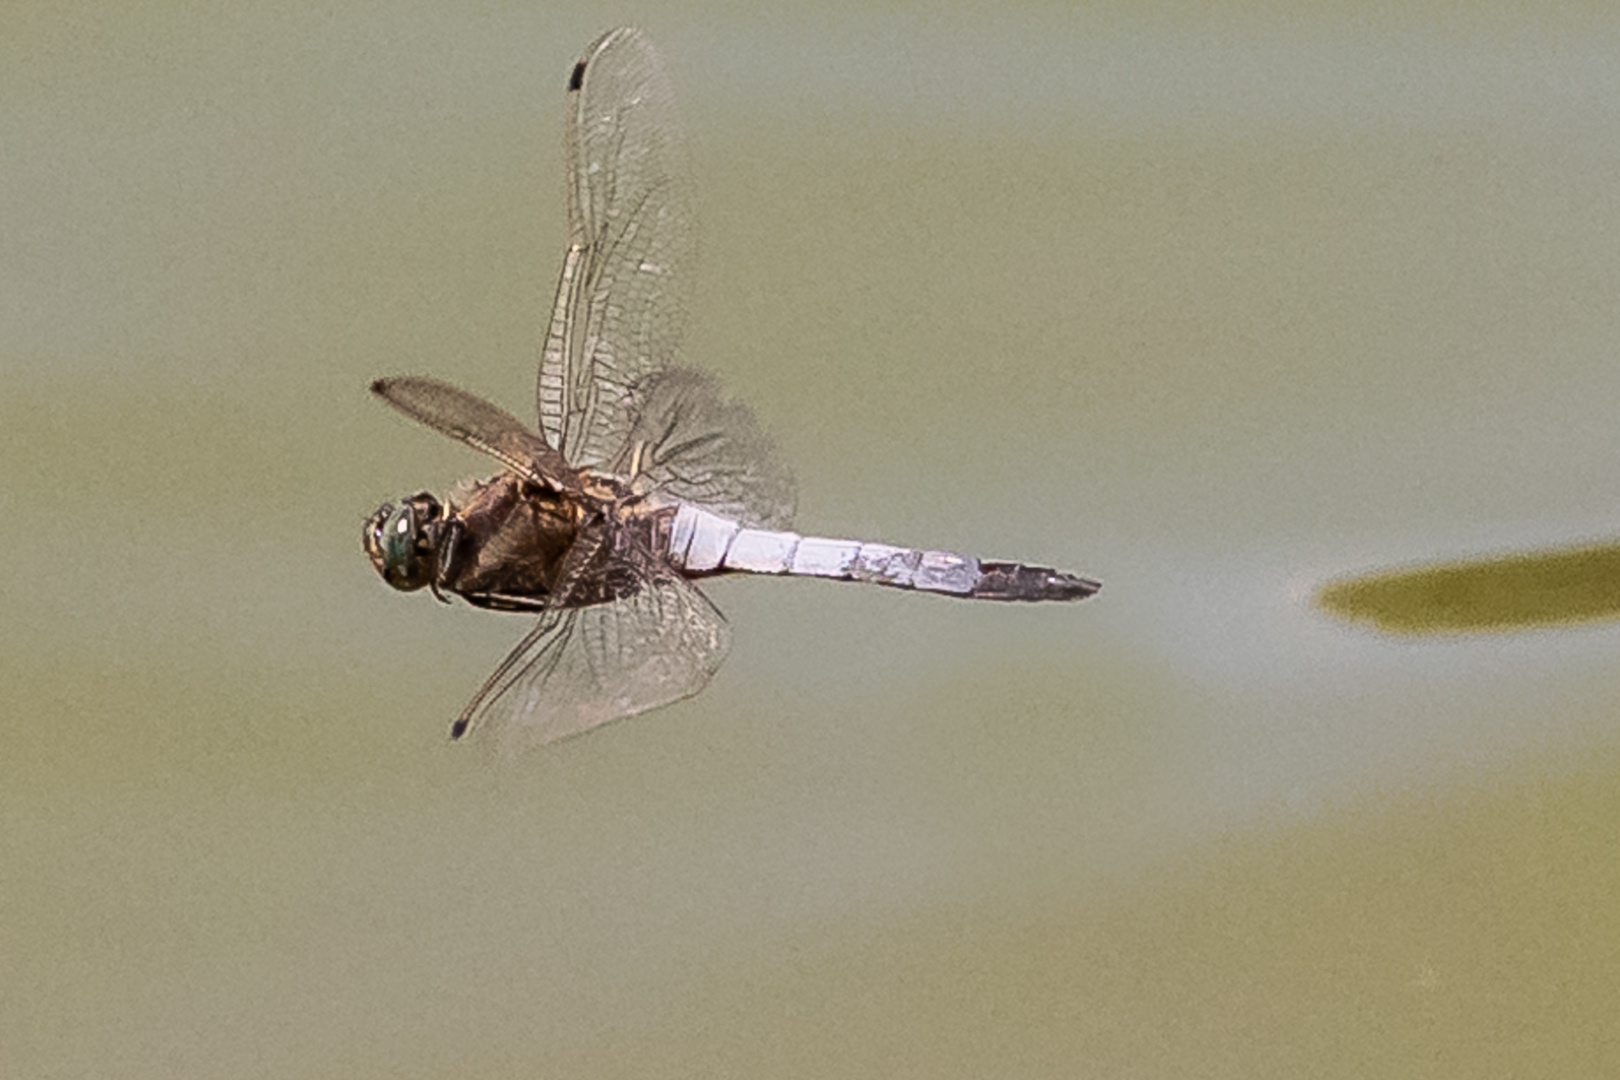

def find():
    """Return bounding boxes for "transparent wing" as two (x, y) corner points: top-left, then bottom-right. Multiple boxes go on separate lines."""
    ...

(451, 528), (730, 745)
(372, 376), (571, 490)
(608, 368), (797, 528)
(539, 26), (694, 470)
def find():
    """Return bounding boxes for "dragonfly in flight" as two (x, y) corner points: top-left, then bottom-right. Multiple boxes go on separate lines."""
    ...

(365, 27), (1100, 744)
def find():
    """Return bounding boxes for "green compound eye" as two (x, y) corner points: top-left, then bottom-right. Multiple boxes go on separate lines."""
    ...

(363, 496), (441, 592)
(382, 506), (415, 570)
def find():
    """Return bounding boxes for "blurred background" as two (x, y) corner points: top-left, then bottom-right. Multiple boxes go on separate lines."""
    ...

(4, 2), (1618, 1076)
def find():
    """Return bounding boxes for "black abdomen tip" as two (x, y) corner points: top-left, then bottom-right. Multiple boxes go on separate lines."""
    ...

(450, 717), (470, 740)
(973, 562), (1101, 602)
(568, 60), (586, 91)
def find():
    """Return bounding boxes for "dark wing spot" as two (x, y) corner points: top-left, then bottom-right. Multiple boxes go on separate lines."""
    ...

(568, 60), (586, 91)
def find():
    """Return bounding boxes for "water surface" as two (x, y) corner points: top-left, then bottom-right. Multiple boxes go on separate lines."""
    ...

(5, 4), (1619, 1076)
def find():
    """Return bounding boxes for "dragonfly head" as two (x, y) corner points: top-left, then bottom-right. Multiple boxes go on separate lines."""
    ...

(364, 492), (446, 592)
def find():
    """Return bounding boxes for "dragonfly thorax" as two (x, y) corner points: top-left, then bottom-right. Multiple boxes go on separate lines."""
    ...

(364, 492), (448, 592)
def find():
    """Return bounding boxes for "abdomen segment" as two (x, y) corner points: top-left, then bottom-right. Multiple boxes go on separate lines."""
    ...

(665, 504), (1099, 602)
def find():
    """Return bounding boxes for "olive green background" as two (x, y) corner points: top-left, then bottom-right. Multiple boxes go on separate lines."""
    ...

(4, 2), (1619, 1076)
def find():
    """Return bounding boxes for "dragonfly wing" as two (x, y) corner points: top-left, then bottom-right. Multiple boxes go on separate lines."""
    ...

(451, 527), (731, 745)
(610, 368), (797, 528)
(540, 26), (694, 470)
(372, 376), (571, 489)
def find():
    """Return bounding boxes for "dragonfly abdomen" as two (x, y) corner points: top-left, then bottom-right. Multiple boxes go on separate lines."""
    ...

(665, 504), (1098, 602)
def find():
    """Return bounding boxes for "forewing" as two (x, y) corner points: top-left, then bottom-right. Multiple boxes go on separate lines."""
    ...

(372, 376), (571, 489)
(609, 368), (797, 528)
(451, 530), (731, 745)
(540, 26), (694, 469)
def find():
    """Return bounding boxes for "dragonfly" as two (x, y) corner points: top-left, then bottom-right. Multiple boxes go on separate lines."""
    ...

(364, 26), (1100, 744)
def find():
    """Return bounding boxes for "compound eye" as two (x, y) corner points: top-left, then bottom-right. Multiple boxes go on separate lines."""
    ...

(364, 497), (438, 592)
(363, 503), (395, 563)
(384, 507), (416, 566)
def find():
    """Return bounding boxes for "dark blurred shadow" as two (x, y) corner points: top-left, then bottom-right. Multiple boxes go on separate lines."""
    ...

(1318, 541), (1620, 634)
